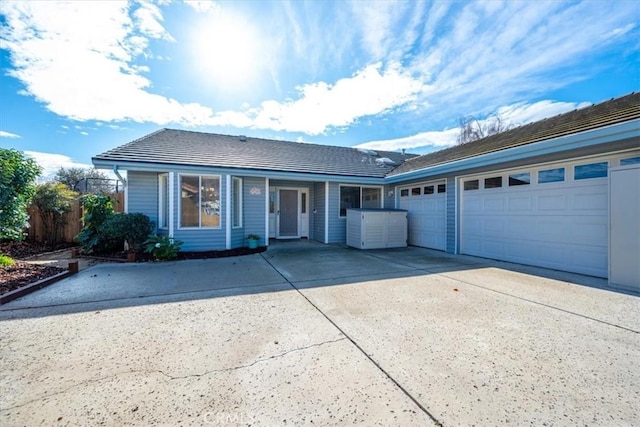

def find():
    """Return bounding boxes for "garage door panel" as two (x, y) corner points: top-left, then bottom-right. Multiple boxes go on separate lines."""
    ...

(400, 182), (446, 250)
(461, 166), (609, 278)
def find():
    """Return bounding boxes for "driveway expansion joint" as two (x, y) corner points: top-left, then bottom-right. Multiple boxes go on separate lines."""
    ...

(260, 252), (444, 427)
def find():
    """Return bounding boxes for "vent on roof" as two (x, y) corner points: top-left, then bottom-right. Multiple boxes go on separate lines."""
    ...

(238, 135), (247, 142)
(357, 148), (378, 156)
(376, 157), (397, 166)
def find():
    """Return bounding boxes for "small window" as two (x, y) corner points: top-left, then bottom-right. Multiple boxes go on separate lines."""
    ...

(424, 185), (434, 195)
(158, 174), (169, 229)
(301, 192), (307, 214)
(269, 190), (276, 214)
(575, 162), (607, 180)
(411, 187), (421, 196)
(621, 156), (640, 166)
(400, 189), (409, 197)
(464, 180), (479, 191)
(484, 176), (502, 189)
(509, 172), (530, 186)
(437, 184), (446, 193)
(340, 186), (381, 216)
(538, 168), (565, 184)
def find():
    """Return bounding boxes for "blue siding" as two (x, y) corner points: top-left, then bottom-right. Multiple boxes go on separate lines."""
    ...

(312, 182), (326, 242)
(383, 185), (395, 209)
(127, 171), (158, 229)
(237, 176), (266, 247)
(327, 182), (344, 244)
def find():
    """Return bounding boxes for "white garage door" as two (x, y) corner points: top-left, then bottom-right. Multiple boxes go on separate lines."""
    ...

(399, 181), (446, 250)
(460, 157), (619, 278)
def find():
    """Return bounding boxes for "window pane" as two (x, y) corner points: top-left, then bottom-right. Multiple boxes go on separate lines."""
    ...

(159, 174), (168, 229)
(340, 186), (360, 216)
(424, 185), (434, 195)
(269, 190), (276, 213)
(484, 176), (502, 189)
(575, 162), (608, 180)
(400, 189), (409, 197)
(538, 168), (565, 183)
(201, 176), (220, 227)
(362, 187), (381, 209)
(232, 178), (241, 227)
(180, 175), (200, 227)
(411, 187), (421, 196)
(509, 172), (530, 186)
(437, 184), (446, 193)
(621, 156), (640, 166)
(301, 192), (307, 214)
(464, 180), (479, 191)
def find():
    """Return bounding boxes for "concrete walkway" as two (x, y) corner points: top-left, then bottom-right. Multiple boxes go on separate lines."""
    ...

(1, 241), (639, 426)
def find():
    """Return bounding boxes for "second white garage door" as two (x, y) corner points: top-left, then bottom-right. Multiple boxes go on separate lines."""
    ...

(398, 181), (446, 250)
(459, 157), (618, 278)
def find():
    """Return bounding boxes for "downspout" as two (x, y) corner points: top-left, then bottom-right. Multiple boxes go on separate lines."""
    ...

(113, 165), (128, 213)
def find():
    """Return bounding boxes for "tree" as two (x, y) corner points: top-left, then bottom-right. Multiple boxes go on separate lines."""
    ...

(457, 113), (513, 145)
(75, 193), (115, 253)
(0, 148), (41, 241)
(32, 182), (78, 247)
(54, 167), (113, 192)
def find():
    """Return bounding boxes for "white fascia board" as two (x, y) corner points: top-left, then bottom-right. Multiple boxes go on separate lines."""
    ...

(91, 160), (385, 185)
(385, 119), (640, 184)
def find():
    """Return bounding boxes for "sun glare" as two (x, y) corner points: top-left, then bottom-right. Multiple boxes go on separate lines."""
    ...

(190, 13), (261, 88)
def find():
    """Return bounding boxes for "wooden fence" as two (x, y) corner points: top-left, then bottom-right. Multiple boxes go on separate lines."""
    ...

(27, 193), (124, 243)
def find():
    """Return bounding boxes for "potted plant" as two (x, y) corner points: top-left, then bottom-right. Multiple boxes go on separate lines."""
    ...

(246, 234), (260, 249)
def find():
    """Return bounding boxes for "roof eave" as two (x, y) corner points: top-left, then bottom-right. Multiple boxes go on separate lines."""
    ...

(384, 118), (640, 184)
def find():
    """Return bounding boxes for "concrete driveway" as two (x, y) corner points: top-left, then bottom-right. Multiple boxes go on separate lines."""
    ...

(1, 241), (639, 426)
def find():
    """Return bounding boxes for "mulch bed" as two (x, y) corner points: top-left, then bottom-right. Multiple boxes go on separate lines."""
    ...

(1, 241), (267, 297)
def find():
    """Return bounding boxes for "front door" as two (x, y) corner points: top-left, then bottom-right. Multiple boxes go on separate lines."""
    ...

(278, 189), (299, 238)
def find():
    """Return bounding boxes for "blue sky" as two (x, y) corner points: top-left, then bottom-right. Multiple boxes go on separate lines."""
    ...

(0, 0), (638, 180)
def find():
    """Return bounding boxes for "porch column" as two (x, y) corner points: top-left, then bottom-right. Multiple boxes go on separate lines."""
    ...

(264, 178), (269, 246)
(324, 181), (329, 244)
(168, 172), (174, 237)
(225, 175), (231, 249)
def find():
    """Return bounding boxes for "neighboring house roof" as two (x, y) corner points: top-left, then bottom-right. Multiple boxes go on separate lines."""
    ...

(389, 92), (640, 176)
(93, 129), (417, 178)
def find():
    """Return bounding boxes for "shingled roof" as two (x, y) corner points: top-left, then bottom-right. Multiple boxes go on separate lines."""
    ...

(93, 129), (417, 178)
(389, 92), (640, 176)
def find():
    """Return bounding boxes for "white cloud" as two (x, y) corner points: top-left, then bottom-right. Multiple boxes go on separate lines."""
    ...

(212, 62), (425, 134)
(183, 0), (219, 14)
(0, 1), (215, 127)
(357, 100), (591, 152)
(24, 151), (93, 181)
(0, 130), (21, 138)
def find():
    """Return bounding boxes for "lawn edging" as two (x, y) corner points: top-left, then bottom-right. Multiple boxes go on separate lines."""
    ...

(0, 269), (76, 305)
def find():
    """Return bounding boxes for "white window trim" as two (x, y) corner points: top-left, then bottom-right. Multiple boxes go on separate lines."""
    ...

(178, 173), (222, 230)
(168, 172), (174, 237)
(232, 177), (243, 229)
(158, 173), (168, 230)
(338, 184), (383, 218)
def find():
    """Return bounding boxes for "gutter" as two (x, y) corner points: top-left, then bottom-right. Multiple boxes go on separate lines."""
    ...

(113, 165), (127, 187)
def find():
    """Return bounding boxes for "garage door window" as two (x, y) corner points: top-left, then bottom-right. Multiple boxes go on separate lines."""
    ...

(400, 189), (409, 197)
(484, 176), (502, 189)
(411, 187), (421, 196)
(575, 162), (608, 180)
(538, 168), (564, 184)
(464, 180), (479, 191)
(509, 172), (530, 186)
(621, 156), (640, 166)
(424, 185), (434, 194)
(437, 184), (446, 193)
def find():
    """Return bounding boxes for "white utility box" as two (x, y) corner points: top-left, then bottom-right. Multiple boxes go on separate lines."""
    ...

(346, 209), (408, 249)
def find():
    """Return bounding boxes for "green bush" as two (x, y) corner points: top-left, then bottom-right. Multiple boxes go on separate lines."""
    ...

(100, 213), (154, 253)
(0, 148), (41, 241)
(76, 194), (115, 253)
(144, 234), (183, 260)
(32, 182), (78, 247)
(0, 254), (15, 267)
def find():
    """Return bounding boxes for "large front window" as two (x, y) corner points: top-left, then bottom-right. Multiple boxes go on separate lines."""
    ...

(180, 175), (220, 228)
(339, 186), (382, 216)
